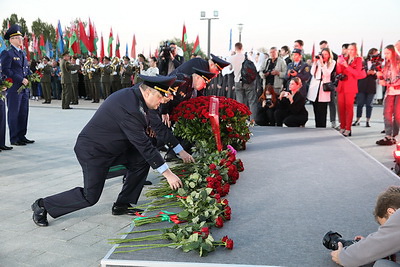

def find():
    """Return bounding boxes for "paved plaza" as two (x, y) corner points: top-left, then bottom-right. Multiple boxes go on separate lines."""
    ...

(0, 99), (398, 267)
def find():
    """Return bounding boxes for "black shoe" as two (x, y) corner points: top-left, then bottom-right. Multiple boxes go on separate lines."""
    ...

(144, 180), (153, 185)
(21, 138), (35, 144)
(0, 145), (13, 150)
(11, 141), (26, 146)
(376, 137), (395, 146)
(352, 121), (360, 126)
(112, 203), (144, 216)
(366, 122), (371, 127)
(31, 199), (48, 227)
(62, 107), (73, 109)
(381, 130), (386, 134)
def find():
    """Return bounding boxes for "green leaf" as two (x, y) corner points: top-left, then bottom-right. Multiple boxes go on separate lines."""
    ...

(189, 182), (196, 189)
(178, 210), (190, 219)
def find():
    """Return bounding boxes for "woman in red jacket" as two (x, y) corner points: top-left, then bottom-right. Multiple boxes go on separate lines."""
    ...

(336, 43), (366, 136)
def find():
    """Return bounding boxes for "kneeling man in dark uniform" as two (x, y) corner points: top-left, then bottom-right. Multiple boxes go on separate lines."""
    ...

(31, 75), (194, 227)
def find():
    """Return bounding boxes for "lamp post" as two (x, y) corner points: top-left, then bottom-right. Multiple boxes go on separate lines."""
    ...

(200, 10), (219, 58)
(237, 23), (243, 43)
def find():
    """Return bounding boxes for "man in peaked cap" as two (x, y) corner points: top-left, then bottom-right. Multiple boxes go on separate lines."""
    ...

(0, 24), (35, 146)
(169, 53), (229, 77)
(31, 74), (194, 227)
(161, 67), (216, 161)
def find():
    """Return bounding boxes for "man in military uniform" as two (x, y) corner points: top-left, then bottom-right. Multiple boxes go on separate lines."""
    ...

(31, 75), (195, 227)
(40, 56), (53, 104)
(170, 53), (230, 77)
(0, 24), (34, 146)
(89, 56), (101, 103)
(285, 48), (311, 98)
(101, 56), (113, 99)
(70, 56), (80, 105)
(60, 51), (80, 109)
(111, 58), (122, 93)
(120, 56), (134, 88)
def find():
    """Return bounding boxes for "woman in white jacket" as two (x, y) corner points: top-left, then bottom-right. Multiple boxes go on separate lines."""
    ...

(307, 48), (336, 127)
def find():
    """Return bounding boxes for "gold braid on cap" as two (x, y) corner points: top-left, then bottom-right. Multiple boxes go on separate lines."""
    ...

(215, 63), (223, 71)
(201, 75), (211, 84)
(10, 31), (22, 37)
(154, 86), (171, 96)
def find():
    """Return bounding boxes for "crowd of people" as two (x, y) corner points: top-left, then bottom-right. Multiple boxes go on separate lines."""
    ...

(1, 24), (400, 266)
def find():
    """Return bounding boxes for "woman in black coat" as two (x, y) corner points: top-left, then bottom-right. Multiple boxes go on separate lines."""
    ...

(353, 48), (380, 127)
(274, 77), (308, 127)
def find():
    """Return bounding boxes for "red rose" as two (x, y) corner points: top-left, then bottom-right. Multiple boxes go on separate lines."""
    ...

(213, 193), (221, 202)
(5, 78), (13, 83)
(215, 216), (224, 228)
(221, 235), (228, 243)
(201, 227), (210, 238)
(220, 198), (229, 206)
(209, 163), (216, 170)
(226, 238), (234, 249)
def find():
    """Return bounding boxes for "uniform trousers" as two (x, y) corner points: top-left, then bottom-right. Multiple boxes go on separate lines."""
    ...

(90, 80), (101, 102)
(337, 91), (356, 131)
(6, 89), (29, 143)
(102, 82), (111, 99)
(0, 99), (6, 146)
(43, 147), (150, 218)
(61, 83), (73, 109)
(41, 82), (52, 103)
(71, 81), (79, 104)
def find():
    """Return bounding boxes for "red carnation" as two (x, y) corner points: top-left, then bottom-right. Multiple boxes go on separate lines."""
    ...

(221, 235), (228, 243)
(5, 78), (13, 83)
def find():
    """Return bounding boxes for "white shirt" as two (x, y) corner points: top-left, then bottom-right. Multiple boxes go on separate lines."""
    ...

(140, 67), (159, 77)
(229, 52), (245, 83)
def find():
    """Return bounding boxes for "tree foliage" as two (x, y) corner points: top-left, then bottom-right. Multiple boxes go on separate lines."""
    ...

(31, 18), (56, 43)
(2, 14), (29, 36)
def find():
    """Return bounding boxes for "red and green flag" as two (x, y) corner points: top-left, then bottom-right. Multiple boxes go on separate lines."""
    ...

(192, 35), (200, 54)
(182, 23), (187, 52)
(100, 33), (105, 61)
(39, 34), (46, 56)
(115, 34), (120, 58)
(88, 18), (95, 53)
(78, 20), (90, 54)
(107, 27), (113, 57)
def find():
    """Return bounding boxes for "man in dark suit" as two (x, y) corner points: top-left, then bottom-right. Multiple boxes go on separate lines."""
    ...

(285, 48), (311, 98)
(31, 75), (194, 227)
(0, 24), (34, 146)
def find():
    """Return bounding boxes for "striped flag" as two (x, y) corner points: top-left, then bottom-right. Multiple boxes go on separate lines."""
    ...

(192, 35), (200, 54)
(379, 39), (383, 55)
(182, 23), (187, 52)
(229, 29), (232, 52)
(107, 28), (114, 57)
(115, 34), (120, 58)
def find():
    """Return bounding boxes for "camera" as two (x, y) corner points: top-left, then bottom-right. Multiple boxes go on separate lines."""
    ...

(315, 53), (322, 60)
(336, 73), (348, 81)
(322, 231), (359, 250)
(370, 54), (383, 72)
(160, 41), (175, 59)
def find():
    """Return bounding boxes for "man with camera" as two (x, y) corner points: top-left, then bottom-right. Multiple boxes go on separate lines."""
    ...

(259, 47), (287, 95)
(158, 42), (184, 76)
(330, 186), (400, 267)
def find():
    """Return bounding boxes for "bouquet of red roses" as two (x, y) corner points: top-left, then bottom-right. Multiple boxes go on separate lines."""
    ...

(0, 78), (13, 100)
(171, 96), (252, 151)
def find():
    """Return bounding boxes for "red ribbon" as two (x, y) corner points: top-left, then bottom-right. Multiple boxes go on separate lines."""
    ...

(209, 97), (222, 151)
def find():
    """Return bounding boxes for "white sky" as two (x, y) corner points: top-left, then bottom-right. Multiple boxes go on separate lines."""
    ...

(1, 0), (399, 57)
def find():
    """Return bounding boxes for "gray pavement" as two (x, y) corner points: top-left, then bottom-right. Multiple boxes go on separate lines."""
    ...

(0, 98), (398, 267)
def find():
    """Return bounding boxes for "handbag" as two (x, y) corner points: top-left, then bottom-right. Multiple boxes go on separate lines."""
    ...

(323, 82), (335, 92)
